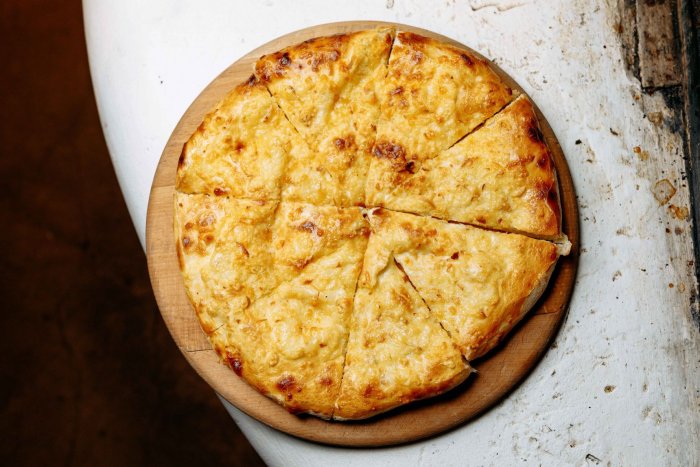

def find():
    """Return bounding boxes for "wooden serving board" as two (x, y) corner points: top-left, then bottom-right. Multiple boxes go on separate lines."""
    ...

(146, 21), (579, 447)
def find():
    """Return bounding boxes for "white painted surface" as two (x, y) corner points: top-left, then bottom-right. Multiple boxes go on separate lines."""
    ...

(84, 0), (699, 465)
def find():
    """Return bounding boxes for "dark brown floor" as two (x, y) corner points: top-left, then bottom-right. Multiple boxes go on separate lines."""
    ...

(0, 1), (265, 465)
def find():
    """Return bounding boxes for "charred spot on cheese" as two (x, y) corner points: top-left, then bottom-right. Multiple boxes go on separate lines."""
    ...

(279, 52), (291, 67)
(371, 207), (387, 219)
(404, 160), (417, 174)
(177, 146), (187, 168)
(333, 135), (355, 151)
(245, 74), (256, 86)
(276, 375), (300, 400)
(537, 154), (550, 168)
(236, 242), (249, 257)
(527, 121), (545, 143)
(256, 54), (286, 82)
(203, 234), (214, 245)
(399, 32), (429, 48)
(226, 353), (244, 376)
(372, 141), (407, 167)
(233, 140), (245, 153)
(298, 220), (325, 237)
(213, 187), (228, 196)
(310, 49), (340, 72)
(451, 252), (460, 260)
(319, 376), (333, 386)
(385, 32), (393, 45)
(276, 375), (296, 391)
(460, 53), (474, 66)
(476, 215), (487, 224)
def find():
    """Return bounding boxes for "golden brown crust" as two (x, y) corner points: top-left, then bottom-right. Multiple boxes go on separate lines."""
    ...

(176, 78), (293, 199)
(174, 193), (279, 334)
(175, 194), (369, 416)
(255, 28), (395, 206)
(378, 32), (514, 155)
(367, 95), (561, 238)
(365, 209), (559, 360)
(334, 259), (470, 420)
(173, 28), (565, 420)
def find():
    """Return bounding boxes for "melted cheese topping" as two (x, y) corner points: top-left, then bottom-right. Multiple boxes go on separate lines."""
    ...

(366, 209), (559, 359)
(176, 80), (292, 199)
(374, 32), (515, 160)
(335, 260), (469, 420)
(366, 32), (516, 213)
(256, 28), (394, 206)
(176, 195), (368, 417)
(174, 193), (274, 333)
(368, 96), (561, 238)
(173, 28), (566, 420)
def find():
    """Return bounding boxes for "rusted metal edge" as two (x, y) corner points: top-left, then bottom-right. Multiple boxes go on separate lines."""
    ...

(618, 0), (699, 328)
(678, 0), (700, 328)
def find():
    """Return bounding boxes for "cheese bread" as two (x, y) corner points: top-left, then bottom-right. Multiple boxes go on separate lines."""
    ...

(366, 209), (559, 359)
(216, 239), (365, 418)
(334, 259), (470, 420)
(176, 194), (369, 416)
(256, 28), (394, 205)
(366, 31), (515, 209)
(367, 95), (561, 238)
(176, 79), (295, 200)
(173, 28), (568, 420)
(174, 193), (279, 334)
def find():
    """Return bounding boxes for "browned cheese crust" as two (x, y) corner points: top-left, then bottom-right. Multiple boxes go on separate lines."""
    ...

(172, 28), (568, 420)
(334, 253), (470, 420)
(366, 31), (516, 213)
(255, 28), (395, 206)
(176, 78), (295, 199)
(367, 95), (562, 239)
(365, 209), (560, 360)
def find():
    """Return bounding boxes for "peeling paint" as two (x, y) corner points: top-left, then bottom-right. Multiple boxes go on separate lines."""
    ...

(668, 204), (689, 220)
(652, 179), (677, 205)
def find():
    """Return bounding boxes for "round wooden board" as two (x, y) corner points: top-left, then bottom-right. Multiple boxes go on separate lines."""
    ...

(146, 21), (579, 447)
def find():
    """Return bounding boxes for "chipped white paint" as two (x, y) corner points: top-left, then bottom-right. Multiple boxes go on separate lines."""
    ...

(84, 0), (699, 465)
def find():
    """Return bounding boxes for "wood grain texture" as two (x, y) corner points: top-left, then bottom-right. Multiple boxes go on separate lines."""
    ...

(145, 21), (579, 447)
